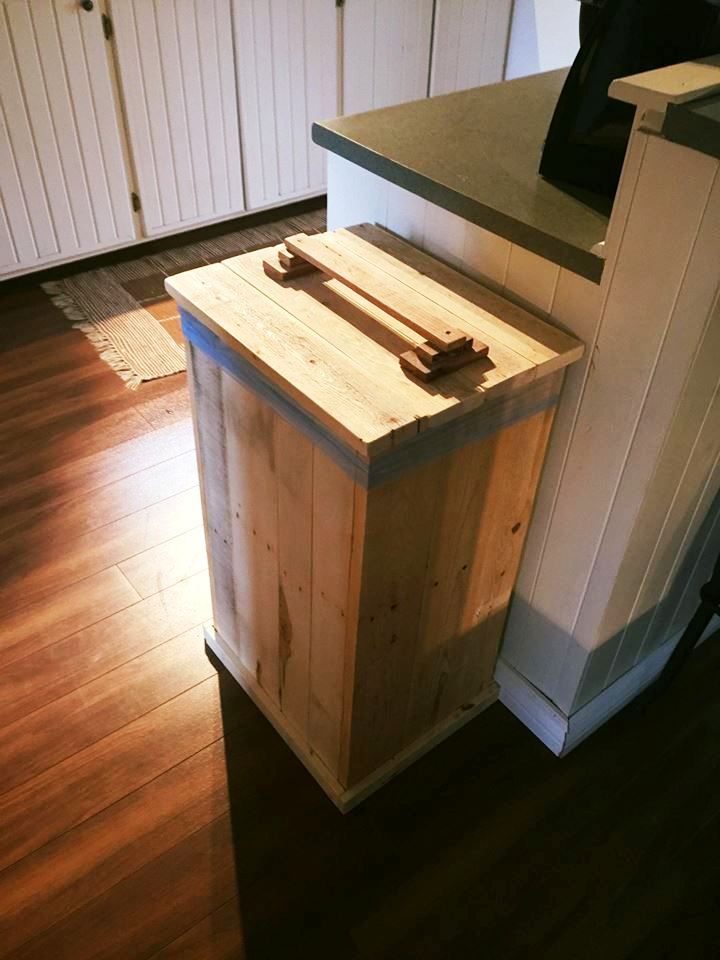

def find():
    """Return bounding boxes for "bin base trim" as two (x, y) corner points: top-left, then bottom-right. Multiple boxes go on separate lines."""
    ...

(204, 623), (499, 813)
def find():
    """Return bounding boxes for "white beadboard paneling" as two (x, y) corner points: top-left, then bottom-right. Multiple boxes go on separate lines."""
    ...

(234, 0), (337, 210)
(0, 198), (17, 269)
(422, 204), (468, 268)
(502, 267), (602, 688)
(385, 181), (428, 248)
(430, 0), (513, 95)
(504, 243), (560, 316)
(581, 175), (720, 693)
(560, 145), (720, 703)
(112, 0), (244, 235)
(59, 4), (136, 246)
(505, 0), (579, 80)
(343, 0), (434, 115)
(0, 0), (136, 276)
(529, 136), (717, 711)
(462, 221), (510, 291)
(326, 155), (389, 231)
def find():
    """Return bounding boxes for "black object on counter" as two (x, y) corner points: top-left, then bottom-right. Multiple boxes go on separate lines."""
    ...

(540, 0), (720, 200)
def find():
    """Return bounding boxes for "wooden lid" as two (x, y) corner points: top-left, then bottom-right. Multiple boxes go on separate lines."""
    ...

(166, 224), (583, 459)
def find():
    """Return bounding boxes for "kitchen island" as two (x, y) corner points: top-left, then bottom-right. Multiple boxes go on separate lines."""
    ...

(313, 61), (720, 752)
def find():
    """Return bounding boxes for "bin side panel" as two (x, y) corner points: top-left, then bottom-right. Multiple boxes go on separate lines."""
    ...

(346, 403), (557, 786)
(186, 344), (237, 646)
(193, 345), (359, 781)
(344, 454), (451, 786)
(412, 405), (557, 735)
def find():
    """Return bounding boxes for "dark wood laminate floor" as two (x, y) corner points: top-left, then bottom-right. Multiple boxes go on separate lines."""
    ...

(0, 277), (719, 960)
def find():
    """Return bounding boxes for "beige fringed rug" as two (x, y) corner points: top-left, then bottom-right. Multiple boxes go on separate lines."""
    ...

(43, 208), (326, 389)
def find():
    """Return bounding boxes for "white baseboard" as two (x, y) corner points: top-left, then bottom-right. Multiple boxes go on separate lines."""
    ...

(495, 620), (717, 756)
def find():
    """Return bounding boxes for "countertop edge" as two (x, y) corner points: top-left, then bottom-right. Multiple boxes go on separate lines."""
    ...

(312, 123), (605, 285)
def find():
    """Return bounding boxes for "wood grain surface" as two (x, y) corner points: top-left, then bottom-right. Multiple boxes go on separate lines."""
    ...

(0, 275), (717, 960)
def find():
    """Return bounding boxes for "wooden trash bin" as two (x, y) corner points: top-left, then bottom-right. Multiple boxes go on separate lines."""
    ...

(167, 223), (583, 811)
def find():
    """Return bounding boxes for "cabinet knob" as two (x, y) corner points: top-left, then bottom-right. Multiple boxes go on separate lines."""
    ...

(80, 0), (94, 11)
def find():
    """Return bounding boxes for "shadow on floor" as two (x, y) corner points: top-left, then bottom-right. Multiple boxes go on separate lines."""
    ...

(209, 634), (720, 960)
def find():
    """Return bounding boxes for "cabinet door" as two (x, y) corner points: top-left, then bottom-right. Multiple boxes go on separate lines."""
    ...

(111, 0), (245, 235)
(233, 0), (338, 210)
(342, 0), (434, 115)
(0, 0), (136, 277)
(429, 0), (513, 95)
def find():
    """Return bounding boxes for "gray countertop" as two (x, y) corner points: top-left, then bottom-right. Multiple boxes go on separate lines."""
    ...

(313, 70), (611, 284)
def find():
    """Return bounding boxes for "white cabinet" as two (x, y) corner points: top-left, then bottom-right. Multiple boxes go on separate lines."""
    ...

(0, 0), (136, 275)
(0, 0), (515, 278)
(233, 0), (337, 210)
(430, 0), (514, 95)
(111, 0), (245, 234)
(342, 0), (434, 114)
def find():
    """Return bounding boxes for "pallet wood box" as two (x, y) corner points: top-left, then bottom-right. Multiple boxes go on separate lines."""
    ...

(167, 224), (583, 811)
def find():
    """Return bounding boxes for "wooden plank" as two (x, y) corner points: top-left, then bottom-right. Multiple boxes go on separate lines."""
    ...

(0, 738), (235, 958)
(118, 526), (208, 599)
(336, 224), (583, 373)
(223, 246), (484, 431)
(151, 899), (244, 959)
(0, 571), (212, 730)
(274, 414), (313, 736)
(284, 232), (470, 351)
(221, 371), (280, 701)
(0, 567), (140, 670)
(0, 487), (202, 614)
(0, 625), (212, 796)
(0, 418), (195, 523)
(185, 345), (236, 650)
(307, 450), (359, 777)
(343, 453), (443, 785)
(168, 263), (409, 456)
(422, 408), (556, 726)
(0, 673), (237, 873)
(0, 449), (198, 556)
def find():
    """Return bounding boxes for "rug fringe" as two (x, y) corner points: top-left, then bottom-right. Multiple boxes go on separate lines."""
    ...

(43, 280), (143, 390)
(72, 320), (143, 390)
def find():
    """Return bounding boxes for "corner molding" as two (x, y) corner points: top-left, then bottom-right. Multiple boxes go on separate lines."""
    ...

(495, 621), (717, 756)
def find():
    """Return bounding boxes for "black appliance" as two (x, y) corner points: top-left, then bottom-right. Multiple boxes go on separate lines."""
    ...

(539, 0), (720, 200)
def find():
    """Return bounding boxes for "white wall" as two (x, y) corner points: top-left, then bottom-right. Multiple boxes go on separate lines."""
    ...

(505, 0), (579, 79)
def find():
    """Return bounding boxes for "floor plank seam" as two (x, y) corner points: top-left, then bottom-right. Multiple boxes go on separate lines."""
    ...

(0, 596), (212, 730)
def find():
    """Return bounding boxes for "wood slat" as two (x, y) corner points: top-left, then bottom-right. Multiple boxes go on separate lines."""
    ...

(308, 450), (361, 778)
(284, 232), (469, 351)
(224, 246), (485, 431)
(337, 224), (584, 372)
(221, 372), (280, 699)
(167, 263), (411, 456)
